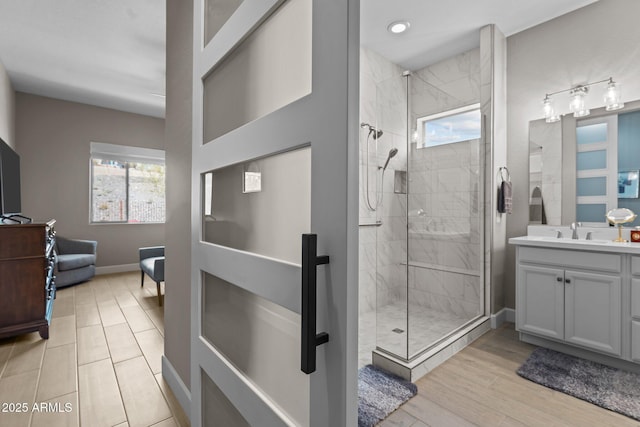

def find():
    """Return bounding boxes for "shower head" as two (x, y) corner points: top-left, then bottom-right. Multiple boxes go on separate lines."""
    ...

(382, 148), (398, 171)
(360, 122), (384, 140)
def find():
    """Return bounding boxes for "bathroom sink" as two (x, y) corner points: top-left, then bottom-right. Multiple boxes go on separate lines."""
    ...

(560, 238), (612, 245)
(526, 236), (612, 245)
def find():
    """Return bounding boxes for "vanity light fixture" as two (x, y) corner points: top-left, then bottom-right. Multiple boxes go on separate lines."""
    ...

(387, 20), (410, 34)
(542, 95), (560, 123)
(542, 77), (624, 121)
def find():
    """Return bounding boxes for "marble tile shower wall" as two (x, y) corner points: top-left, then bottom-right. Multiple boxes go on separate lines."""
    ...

(359, 48), (407, 316)
(408, 48), (482, 321)
(408, 140), (482, 319)
(359, 47), (483, 323)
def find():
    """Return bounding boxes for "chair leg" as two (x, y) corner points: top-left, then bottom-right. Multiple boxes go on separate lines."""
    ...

(156, 281), (163, 306)
(141, 270), (145, 287)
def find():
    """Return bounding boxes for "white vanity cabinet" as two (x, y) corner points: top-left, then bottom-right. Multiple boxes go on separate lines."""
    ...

(516, 246), (622, 357)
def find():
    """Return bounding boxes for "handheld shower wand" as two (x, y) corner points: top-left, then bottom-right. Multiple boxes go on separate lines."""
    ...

(382, 148), (398, 171)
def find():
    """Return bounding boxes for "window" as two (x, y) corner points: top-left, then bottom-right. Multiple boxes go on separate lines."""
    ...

(416, 104), (481, 148)
(90, 142), (166, 223)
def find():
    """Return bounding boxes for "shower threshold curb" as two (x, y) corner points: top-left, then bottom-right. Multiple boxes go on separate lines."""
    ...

(372, 316), (490, 382)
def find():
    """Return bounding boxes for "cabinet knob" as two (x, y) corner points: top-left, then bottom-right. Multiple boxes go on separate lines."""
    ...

(565, 278), (571, 284)
(556, 277), (563, 282)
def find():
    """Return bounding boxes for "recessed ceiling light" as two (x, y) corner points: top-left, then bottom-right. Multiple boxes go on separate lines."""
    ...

(387, 21), (410, 34)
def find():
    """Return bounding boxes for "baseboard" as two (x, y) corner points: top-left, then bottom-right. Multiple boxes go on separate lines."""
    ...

(162, 355), (191, 421)
(490, 307), (515, 329)
(95, 263), (139, 275)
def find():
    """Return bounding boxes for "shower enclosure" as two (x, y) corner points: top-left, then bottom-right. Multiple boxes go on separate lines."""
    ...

(359, 48), (485, 365)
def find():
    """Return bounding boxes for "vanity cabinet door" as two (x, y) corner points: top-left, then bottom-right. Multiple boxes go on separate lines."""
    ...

(564, 270), (621, 356)
(517, 264), (564, 340)
(632, 321), (640, 362)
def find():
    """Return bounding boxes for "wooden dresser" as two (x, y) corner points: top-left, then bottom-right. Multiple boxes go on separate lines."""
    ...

(0, 219), (56, 339)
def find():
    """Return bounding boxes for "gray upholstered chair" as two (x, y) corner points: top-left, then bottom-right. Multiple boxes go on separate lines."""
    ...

(139, 246), (165, 306)
(54, 237), (97, 288)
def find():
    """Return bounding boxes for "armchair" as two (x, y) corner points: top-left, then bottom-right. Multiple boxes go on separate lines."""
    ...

(139, 246), (165, 306)
(54, 237), (98, 288)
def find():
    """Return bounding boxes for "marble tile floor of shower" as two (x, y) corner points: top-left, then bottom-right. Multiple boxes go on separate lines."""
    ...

(359, 302), (476, 368)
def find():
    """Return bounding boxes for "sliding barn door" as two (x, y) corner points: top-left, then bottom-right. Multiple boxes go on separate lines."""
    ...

(191, 0), (359, 425)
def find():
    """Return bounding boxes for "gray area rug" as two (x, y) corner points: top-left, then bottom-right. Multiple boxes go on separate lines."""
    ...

(517, 347), (640, 421)
(358, 364), (417, 427)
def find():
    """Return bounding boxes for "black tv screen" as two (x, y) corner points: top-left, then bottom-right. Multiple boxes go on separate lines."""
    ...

(0, 138), (21, 215)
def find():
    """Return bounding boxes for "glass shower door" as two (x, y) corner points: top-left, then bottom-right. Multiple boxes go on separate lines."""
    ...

(371, 69), (485, 362)
(407, 72), (484, 358)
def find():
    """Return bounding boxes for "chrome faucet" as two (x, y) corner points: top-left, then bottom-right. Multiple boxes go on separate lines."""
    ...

(570, 222), (582, 239)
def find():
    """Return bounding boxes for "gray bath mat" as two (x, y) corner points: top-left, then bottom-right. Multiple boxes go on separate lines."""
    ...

(358, 364), (417, 427)
(517, 347), (640, 420)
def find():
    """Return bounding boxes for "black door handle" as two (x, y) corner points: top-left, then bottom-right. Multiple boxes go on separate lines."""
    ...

(301, 234), (330, 374)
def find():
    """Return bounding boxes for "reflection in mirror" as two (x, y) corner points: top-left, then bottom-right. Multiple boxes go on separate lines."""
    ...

(575, 115), (617, 225)
(528, 119), (561, 224)
(528, 100), (640, 227)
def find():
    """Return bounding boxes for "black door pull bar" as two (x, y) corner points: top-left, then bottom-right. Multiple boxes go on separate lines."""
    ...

(301, 234), (330, 374)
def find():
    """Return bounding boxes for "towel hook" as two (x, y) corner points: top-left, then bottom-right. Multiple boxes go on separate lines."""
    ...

(498, 167), (511, 182)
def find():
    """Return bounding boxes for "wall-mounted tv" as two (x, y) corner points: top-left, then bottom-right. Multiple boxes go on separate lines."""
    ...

(0, 138), (21, 216)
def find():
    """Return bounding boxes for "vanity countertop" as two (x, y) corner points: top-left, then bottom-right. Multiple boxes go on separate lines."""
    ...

(509, 235), (640, 254)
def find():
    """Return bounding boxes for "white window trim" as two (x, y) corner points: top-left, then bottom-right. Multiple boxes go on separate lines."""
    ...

(90, 142), (165, 164)
(89, 142), (166, 224)
(416, 103), (481, 149)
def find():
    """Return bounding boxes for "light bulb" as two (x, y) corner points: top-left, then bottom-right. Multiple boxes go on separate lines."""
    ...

(543, 96), (560, 123)
(569, 86), (590, 118)
(604, 80), (624, 111)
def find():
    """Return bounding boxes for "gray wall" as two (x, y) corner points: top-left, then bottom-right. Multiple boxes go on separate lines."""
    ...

(506, 0), (640, 308)
(0, 59), (15, 146)
(16, 92), (165, 267)
(164, 0), (192, 393)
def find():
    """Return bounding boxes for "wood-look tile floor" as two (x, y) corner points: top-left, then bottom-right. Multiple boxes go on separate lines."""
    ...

(3, 273), (639, 427)
(381, 323), (640, 427)
(0, 272), (190, 427)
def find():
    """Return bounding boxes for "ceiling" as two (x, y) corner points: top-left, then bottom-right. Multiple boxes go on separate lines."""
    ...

(0, 0), (596, 118)
(0, 0), (166, 118)
(361, 0), (597, 71)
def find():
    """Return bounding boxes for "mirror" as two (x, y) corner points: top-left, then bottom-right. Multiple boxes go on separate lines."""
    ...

(528, 100), (640, 227)
(528, 119), (561, 225)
